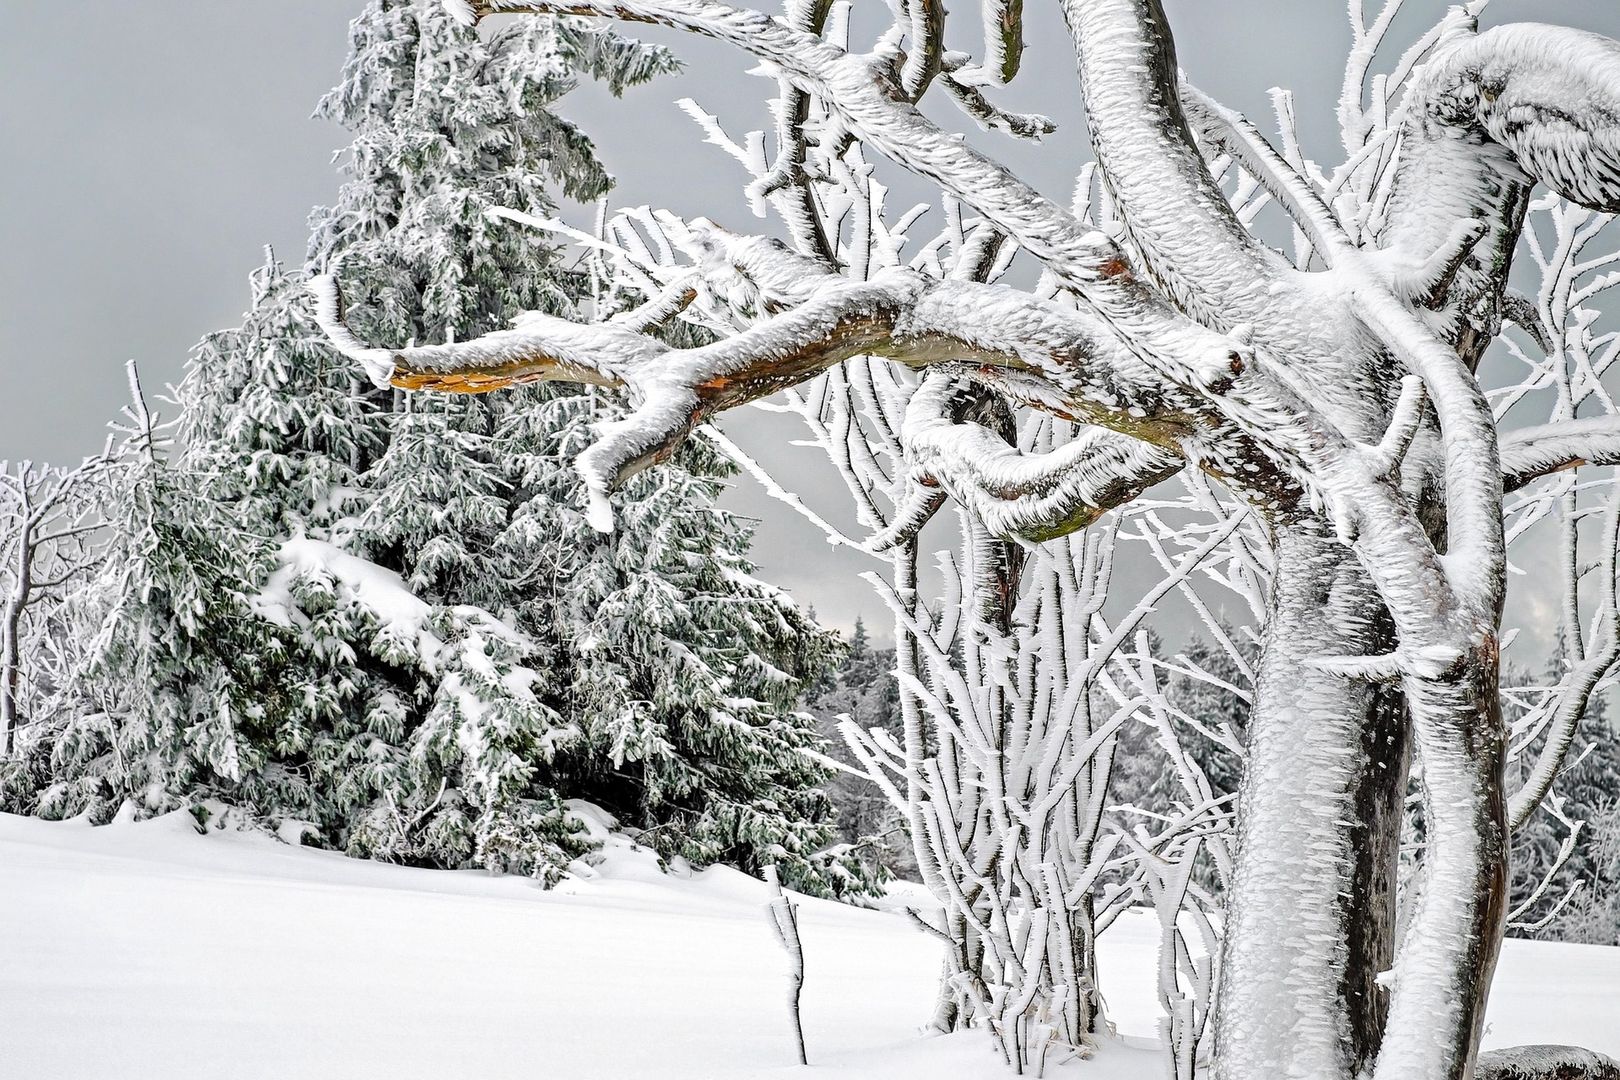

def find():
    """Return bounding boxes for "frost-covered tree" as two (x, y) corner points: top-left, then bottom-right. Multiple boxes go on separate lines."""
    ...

(799, 619), (911, 878)
(1505, 671), (1620, 939)
(313, 0), (1620, 1077)
(31, 365), (295, 823)
(165, 0), (857, 892)
(0, 449), (116, 763)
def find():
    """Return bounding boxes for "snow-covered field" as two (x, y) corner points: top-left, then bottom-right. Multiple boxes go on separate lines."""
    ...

(2, 810), (1616, 1080)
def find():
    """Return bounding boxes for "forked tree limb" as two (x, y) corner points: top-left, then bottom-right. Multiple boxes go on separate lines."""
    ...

(1382, 21), (1620, 364)
(1416, 27), (1620, 217)
(897, 374), (1182, 545)
(311, 261), (1288, 532)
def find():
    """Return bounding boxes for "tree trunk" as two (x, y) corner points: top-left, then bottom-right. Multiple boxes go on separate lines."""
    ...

(1, 592), (27, 759)
(1217, 517), (1511, 1080)
(1215, 522), (1407, 1079)
(1374, 655), (1508, 1080)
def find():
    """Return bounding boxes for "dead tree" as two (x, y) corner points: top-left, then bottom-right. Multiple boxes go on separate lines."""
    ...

(564, 156), (1259, 1073)
(763, 865), (808, 1065)
(314, 1), (1620, 1076)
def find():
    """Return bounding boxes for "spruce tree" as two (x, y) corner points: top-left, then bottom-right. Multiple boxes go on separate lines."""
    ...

(36, 367), (294, 824)
(33, 0), (861, 894)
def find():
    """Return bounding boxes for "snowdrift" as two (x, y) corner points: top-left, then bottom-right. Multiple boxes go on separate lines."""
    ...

(1, 809), (1615, 1079)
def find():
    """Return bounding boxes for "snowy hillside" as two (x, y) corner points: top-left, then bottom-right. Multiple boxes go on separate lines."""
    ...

(1, 810), (1616, 1080)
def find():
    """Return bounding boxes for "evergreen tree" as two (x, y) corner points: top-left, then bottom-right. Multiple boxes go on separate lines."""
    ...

(1110, 630), (1250, 812)
(180, 252), (380, 540)
(34, 368), (294, 824)
(803, 617), (901, 739)
(25, 0), (862, 895)
(1545, 795), (1620, 945)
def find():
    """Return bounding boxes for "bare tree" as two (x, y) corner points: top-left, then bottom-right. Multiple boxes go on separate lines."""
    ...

(538, 160), (1255, 1073)
(762, 864), (808, 1065)
(313, 0), (1620, 1076)
(0, 449), (115, 758)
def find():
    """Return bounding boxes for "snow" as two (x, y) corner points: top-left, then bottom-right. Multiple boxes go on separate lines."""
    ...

(2, 811), (1617, 1080)
(252, 536), (432, 640)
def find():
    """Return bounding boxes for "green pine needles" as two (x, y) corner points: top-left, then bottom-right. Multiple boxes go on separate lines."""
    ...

(8, 0), (872, 899)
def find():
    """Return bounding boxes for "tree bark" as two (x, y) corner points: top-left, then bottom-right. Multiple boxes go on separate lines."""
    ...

(1215, 522), (1406, 1080)
(1, 561), (31, 759)
(323, 6), (1620, 1078)
(1375, 656), (1508, 1080)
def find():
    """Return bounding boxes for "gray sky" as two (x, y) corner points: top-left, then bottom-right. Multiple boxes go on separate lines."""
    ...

(4, 0), (1618, 644)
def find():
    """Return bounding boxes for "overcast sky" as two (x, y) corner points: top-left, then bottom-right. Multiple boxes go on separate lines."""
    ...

(4, 0), (1618, 643)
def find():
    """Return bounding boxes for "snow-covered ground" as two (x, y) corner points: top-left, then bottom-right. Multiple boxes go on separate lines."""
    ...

(2, 809), (1616, 1080)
